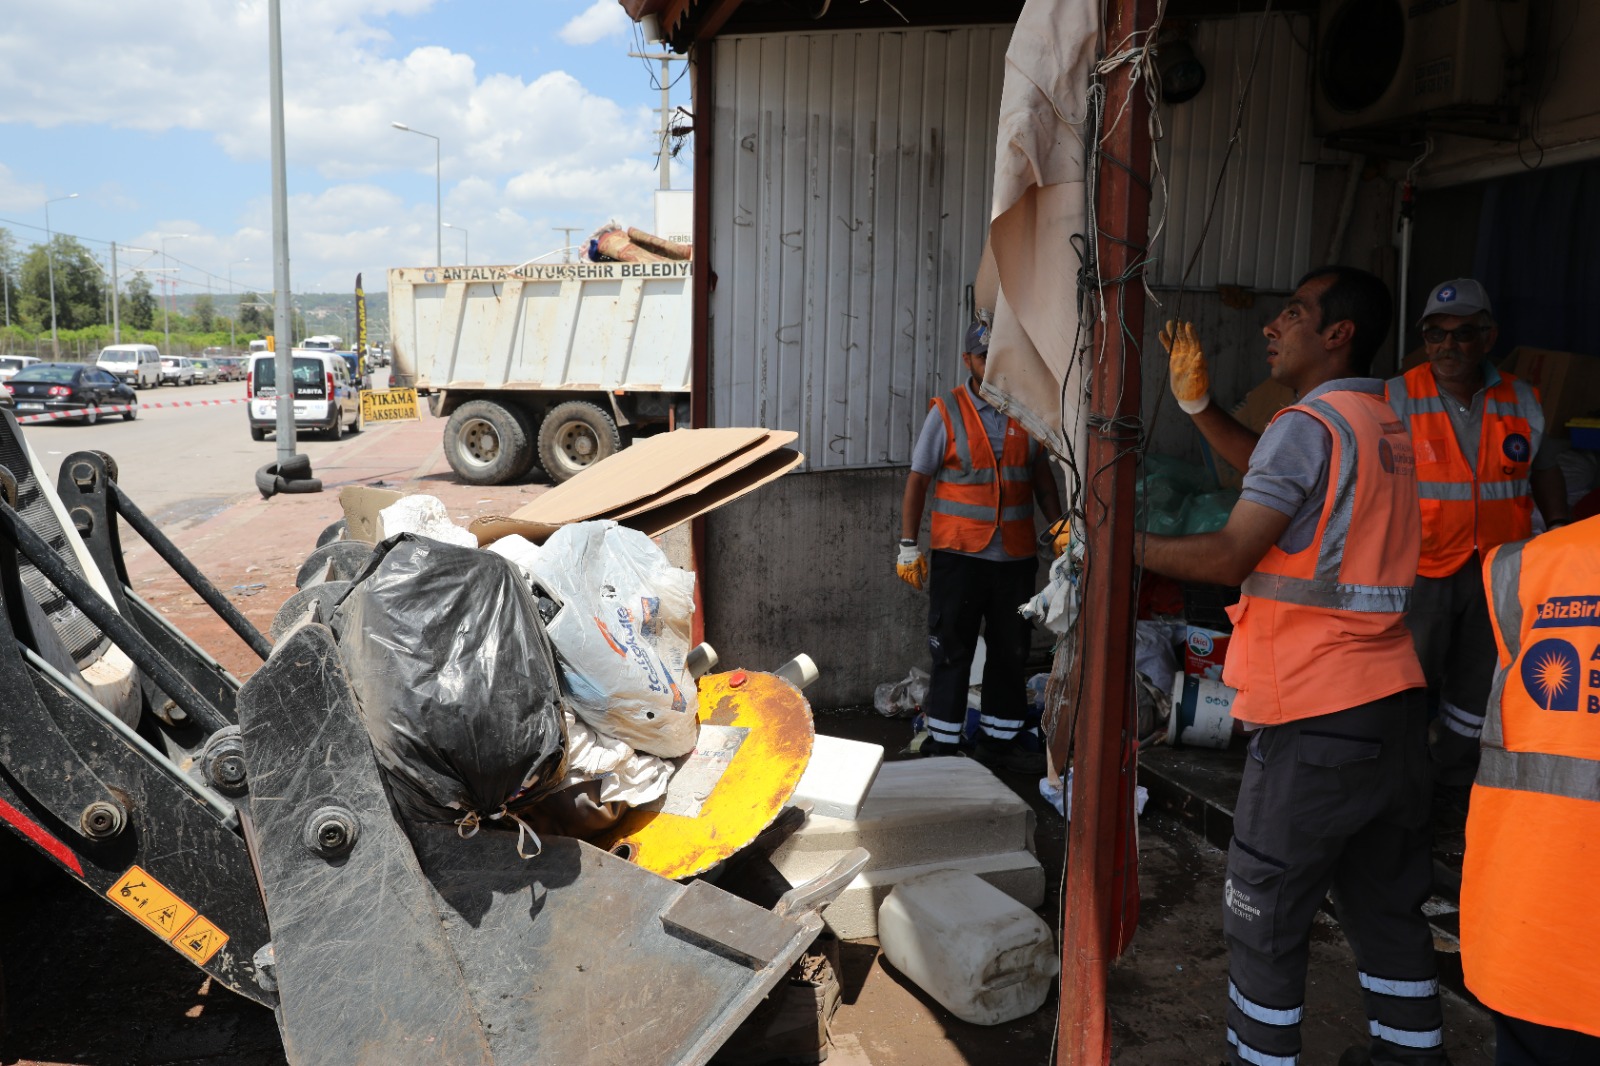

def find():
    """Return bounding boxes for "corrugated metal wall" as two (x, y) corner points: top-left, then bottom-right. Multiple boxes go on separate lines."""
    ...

(1149, 13), (1318, 291)
(709, 26), (1011, 470)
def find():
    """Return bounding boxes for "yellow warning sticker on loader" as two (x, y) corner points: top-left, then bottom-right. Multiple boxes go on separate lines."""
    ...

(107, 866), (197, 939)
(174, 916), (229, 965)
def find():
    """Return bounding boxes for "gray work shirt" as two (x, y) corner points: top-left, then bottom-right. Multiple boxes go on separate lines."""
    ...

(911, 380), (1036, 561)
(1239, 378), (1389, 555)
(1383, 361), (1557, 472)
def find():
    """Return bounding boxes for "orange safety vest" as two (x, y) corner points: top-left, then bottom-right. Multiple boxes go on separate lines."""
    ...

(1222, 389), (1425, 725)
(1385, 363), (1544, 578)
(1460, 517), (1600, 1038)
(928, 384), (1037, 558)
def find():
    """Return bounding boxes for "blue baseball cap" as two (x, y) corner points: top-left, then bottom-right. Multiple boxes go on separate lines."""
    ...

(964, 319), (990, 356)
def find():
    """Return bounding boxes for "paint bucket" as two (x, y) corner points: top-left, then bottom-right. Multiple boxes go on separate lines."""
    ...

(1169, 673), (1237, 749)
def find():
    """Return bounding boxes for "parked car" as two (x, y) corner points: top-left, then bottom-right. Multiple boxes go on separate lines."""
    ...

(0, 355), (41, 383)
(190, 358), (221, 384)
(0, 381), (12, 408)
(96, 344), (162, 389)
(8, 363), (138, 424)
(160, 357), (197, 387)
(214, 356), (246, 381)
(339, 352), (373, 391)
(247, 349), (363, 441)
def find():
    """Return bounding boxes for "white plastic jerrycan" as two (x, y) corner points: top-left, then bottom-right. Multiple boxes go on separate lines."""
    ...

(878, 868), (1059, 1025)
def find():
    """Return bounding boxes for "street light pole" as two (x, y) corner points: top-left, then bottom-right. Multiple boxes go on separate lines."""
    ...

(228, 258), (250, 352)
(443, 222), (469, 265)
(159, 233), (189, 352)
(44, 193), (79, 356)
(391, 122), (442, 266)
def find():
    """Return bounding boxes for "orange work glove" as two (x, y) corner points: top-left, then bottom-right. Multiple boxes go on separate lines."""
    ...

(896, 541), (927, 590)
(1159, 320), (1212, 415)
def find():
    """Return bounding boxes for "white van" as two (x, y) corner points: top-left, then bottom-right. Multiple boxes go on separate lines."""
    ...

(247, 349), (363, 441)
(97, 344), (162, 389)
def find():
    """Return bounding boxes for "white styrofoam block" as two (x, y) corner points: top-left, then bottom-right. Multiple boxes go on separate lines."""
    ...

(791, 734), (884, 820)
(771, 757), (1034, 883)
(816, 849), (1046, 941)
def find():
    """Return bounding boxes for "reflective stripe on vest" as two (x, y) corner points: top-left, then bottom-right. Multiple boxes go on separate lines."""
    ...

(1385, 365), (1543, 576)
(1238, 398), (1413, 614)
(928, 385), (1037, 557)
(1222, 389), (1424, 725)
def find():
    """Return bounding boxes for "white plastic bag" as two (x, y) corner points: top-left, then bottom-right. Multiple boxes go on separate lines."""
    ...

(873, 666), (930, 718)
(558, 710), (674, 806)
(530, 521), (699, 757)
(378, 494), (478, 549)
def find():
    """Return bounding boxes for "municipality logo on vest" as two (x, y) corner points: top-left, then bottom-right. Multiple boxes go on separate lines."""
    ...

(1520, 638), (1582, 712)
(1503, 433), (1531, 463)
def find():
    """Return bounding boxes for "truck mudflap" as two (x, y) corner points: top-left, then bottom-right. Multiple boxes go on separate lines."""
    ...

(239, 619), (862, 1065)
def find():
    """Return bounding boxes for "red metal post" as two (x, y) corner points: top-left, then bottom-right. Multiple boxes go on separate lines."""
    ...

(1055, 0), (1156, 1062)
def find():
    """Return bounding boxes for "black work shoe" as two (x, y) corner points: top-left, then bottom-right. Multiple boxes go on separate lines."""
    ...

(972, 738), (1046, 775)
(1337, 1047), (1371, 1066)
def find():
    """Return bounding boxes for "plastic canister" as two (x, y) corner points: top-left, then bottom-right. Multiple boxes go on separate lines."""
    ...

(877, 869), (1059, 1026)
(1168, 672), (1237, 749)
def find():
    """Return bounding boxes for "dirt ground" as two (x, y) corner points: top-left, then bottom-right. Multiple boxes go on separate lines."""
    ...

(0, 419), (1498, 1064)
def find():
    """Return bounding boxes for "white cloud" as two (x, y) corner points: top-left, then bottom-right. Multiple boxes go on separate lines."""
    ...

(0, 1), (676, 290)
(558, 1), (631, 46)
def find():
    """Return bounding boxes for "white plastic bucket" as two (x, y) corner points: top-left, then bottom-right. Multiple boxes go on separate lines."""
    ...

(1169, 673), (1237, 749)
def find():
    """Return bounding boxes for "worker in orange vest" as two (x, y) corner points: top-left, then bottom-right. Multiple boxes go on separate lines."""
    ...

(1461, 515), (1600, 1063)
(897, 318), (1064, 774)
(1384, 280), (1571, 826)
(1145, 267), (1447, 1066)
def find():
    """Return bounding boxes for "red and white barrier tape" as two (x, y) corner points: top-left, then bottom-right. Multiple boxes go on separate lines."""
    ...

(12, 397), (250, 424)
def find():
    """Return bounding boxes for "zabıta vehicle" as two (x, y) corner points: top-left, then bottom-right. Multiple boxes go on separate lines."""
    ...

(246, 350), (363, 441)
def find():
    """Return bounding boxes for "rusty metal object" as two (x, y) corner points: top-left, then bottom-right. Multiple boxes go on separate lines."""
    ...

(627, 227), (693, 261)
(593, 670), (814, 879)
(596, 228), (671, 263)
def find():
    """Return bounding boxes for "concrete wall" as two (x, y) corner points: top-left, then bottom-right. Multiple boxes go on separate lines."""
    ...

(703, 467), (923, 709)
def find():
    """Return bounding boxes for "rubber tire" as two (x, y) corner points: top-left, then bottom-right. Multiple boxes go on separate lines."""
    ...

(123, 403), (137, 422)
(326, 408), (343, 442)
(443, 400), (536, 486)
(538, 401), (621, 484)
(83, 405), (100, 426)
(250, 426), (268, 441)
(351, 399), (364, 434)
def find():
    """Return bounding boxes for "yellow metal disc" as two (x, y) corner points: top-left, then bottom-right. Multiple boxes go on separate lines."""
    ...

(593, 670), (814, 879)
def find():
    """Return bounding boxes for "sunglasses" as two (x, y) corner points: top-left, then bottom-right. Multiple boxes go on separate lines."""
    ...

(1422, 325), (1489, 345)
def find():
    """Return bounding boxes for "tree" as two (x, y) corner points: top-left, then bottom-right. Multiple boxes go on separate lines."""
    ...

(126, 273), (156, 331)
(19, 235), (104, 332)
(0, 227), (17, 328)
(194, 293), (216, 332)
(238, 291), (266, 333)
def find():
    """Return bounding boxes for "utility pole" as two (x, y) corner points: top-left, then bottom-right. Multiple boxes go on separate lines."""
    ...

(553, 227), (584, 264)
(1055, 0), (1156, 1062)
(628, 51), (687, 190)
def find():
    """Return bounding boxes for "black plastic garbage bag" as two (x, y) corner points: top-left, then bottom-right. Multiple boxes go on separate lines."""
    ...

(333, 534), (567, 828)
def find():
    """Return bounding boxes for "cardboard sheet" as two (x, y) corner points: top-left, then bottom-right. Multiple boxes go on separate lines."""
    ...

(509, 427), (774, 525)
(1501, 346), (1600, 438)
(609, 430), (798, 520)
(624, 449), (804, 538)
(340, 486), (405, 544)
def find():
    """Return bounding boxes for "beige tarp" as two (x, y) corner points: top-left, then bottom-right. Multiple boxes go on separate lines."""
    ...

(979, 0), (1100, 477)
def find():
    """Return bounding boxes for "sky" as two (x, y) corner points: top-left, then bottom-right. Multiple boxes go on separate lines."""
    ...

(0, 0), (690, 297)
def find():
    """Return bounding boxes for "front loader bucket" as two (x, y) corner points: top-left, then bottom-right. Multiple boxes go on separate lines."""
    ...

(238, 620), (847, 1066)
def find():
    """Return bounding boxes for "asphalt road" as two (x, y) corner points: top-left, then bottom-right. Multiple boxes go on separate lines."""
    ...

(18, 370), (392, 529)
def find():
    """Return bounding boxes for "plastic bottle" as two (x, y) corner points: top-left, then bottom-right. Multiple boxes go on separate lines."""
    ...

(877, 869), (1059, 1025)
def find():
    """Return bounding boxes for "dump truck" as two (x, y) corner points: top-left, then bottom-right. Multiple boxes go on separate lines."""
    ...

(0, 409), (859, 1064)
(388, 258), (692, 485)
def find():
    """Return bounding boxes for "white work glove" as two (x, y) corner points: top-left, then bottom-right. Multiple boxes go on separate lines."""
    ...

(1159, 320), (1212, 415)
(896, 541), (927, 591)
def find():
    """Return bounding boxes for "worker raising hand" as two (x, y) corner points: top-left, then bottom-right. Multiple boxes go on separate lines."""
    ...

(1160, 320), (1212, 414)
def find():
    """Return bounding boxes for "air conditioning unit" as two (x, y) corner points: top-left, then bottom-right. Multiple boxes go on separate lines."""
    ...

(1314, 0), (1530, 136)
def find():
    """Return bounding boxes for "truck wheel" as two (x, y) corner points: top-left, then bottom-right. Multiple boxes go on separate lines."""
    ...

(539, 401), (621, 483)
(251, 425), (268, 442)
(444, 401), (536, 485)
